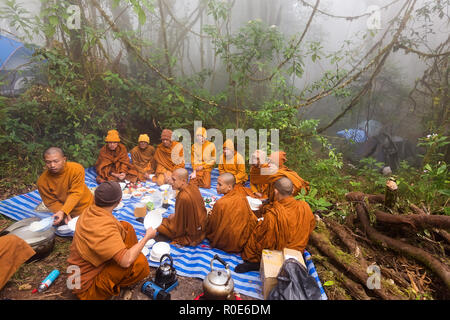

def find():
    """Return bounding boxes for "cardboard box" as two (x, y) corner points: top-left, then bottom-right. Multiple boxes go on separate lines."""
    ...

(283, 248), (306, 268)
(260, 249), (284, 300)
(260, 248), (306, 299)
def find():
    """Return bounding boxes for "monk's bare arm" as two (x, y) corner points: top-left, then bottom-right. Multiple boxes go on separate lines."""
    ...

(116, 227), (156, 268)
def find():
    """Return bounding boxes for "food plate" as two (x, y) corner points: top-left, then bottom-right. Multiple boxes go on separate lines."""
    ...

(132, 191), (143, 198)
(141, 246), (150, 257)
(159, 184), (171, 191)
(143, 208), (165, 230)
(57, 224), (72, 234)
(122, 193), (132, 200)
(28, 217), (53, 232)
(67, 216), (79, 232)
(113, 202), (124, 211)
(246, 196), (263, 211)
(137, 187), (147, 193)
(149, 241), (170, 262)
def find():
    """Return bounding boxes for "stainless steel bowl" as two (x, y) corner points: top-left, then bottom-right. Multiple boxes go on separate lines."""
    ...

(0, 217), (56, 260)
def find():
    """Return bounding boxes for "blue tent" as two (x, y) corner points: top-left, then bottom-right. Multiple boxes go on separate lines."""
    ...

(0, 34), (34, 70)
(0, 34), (40, 96)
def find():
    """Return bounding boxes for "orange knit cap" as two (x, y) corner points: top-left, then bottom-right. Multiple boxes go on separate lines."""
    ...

(105, 130), (120, 142)
(138, 134), (150, 144)
(269, 151), (287, 167)
(195, 127), (207, 138)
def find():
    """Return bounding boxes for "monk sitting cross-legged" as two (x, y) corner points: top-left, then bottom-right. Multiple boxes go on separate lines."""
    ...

(205, 173), (257, 253)
(218, 139), (248, 185)
(236, 177), (312, 273)
(153, 129), (185, 186)
(95, 130), (138, 184)
(190, 127), (216, 189)
(157, 168), (207, 246)
(130, 134), (156, 182)
(249, 150), (269, 199)
(37, 147), (94, 226)
(251, 150), (310, 203)
(67, 181), (156, 300)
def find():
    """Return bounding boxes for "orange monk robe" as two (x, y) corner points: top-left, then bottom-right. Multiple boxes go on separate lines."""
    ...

(95, 143), (138, 184)
(218, 146), (248, 185)
(241, 200), (290, 263)
(249, 165), (269, 198)
(37, 162), (94, 217)
(67, 204), (149, 300)
(250, 164), (310, 203)
(191, 140), (216, 189)
(154, 141), (185, 185)
(205, 187), (257, 253)
(0, 235), (36, 290)
(130, 145), (156, 181)
(279, 196), (316, 252)
(157, 183), (207, 246)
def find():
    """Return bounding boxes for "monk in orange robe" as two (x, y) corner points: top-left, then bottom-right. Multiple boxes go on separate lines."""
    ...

(250, 151), (310, 203)
(218, 139), (248, 184)
(236, 177), (314, 273)
(130, 134), (156, 182)
(37, 147), (94, 225)
(95, 130), (138, 184)
(190, 127), (216, 189)
(249, 150), (269, 199)
(153, 129), (185, 186)
(0, 235), (36, 290)
(67, 182), (156, 300)
(205, 173), (257, 253)
(157, 168), (207, 246)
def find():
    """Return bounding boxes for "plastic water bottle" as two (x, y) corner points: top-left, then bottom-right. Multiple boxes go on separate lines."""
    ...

(38, 269), (60, 292)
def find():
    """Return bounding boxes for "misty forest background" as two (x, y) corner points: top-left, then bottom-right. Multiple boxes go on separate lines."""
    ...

(0, 0), (449, 300)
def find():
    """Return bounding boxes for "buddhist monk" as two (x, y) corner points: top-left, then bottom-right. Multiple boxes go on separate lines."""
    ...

(205, 173), (257, 253)
(273, 177), (316, 252)
(236, 177), (293, 273)
(130, 134), (156, 182)
(218, 139), (248, 184)
(190, 127), (216, 189)
(250, 150), (310, 203)
(154, 129), (185, 186)
(67, 181), (156, 300)
(157, 168), (207, 246)
(0, 235), (35, 290)
(95, 130), (138, 184)
(249, 150), (269, 199)
(37, 147), (94, 226)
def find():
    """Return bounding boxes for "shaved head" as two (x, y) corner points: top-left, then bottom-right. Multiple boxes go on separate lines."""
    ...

(216, 173), (236, 195)
(43, 147), (64, 158)
(274, 177), (293, 196)
(173, 168), (189, 181)
(220, 173), (236, 187)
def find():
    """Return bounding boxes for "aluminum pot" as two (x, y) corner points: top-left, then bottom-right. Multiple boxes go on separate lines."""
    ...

(202, 254), (235, 300)
(0, 217), (55, 260)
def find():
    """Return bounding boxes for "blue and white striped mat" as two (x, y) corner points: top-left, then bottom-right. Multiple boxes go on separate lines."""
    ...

(0, 164), (327, 300)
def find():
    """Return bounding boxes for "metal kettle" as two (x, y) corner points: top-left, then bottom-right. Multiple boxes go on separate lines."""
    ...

(154, 254), (177, 290)
(203, 254), (235, 300)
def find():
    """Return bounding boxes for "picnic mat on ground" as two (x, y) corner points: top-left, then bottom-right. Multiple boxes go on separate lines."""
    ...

(0, 164), (327, 300)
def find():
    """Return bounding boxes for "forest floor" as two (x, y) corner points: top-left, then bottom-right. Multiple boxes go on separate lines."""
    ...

(0, 182), (448, 301)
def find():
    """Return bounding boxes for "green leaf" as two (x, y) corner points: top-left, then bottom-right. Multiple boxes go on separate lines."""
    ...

(323, 281), (335, 286)
(49, 15), (58, 27)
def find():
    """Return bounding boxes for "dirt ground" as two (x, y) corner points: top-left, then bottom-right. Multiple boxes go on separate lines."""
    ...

(0, 218), (257, 301)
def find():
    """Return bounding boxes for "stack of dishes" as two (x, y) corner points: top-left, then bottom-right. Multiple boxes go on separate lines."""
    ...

(149, 241), (170, 262)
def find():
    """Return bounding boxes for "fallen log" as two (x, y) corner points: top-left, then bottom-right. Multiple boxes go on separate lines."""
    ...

(373, 209), (450, 231)
(346, 192), (450, 291)
(309, 231), (403, 300)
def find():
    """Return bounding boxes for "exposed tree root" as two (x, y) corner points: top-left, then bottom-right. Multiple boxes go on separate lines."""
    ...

(345, 192), (450, 291)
